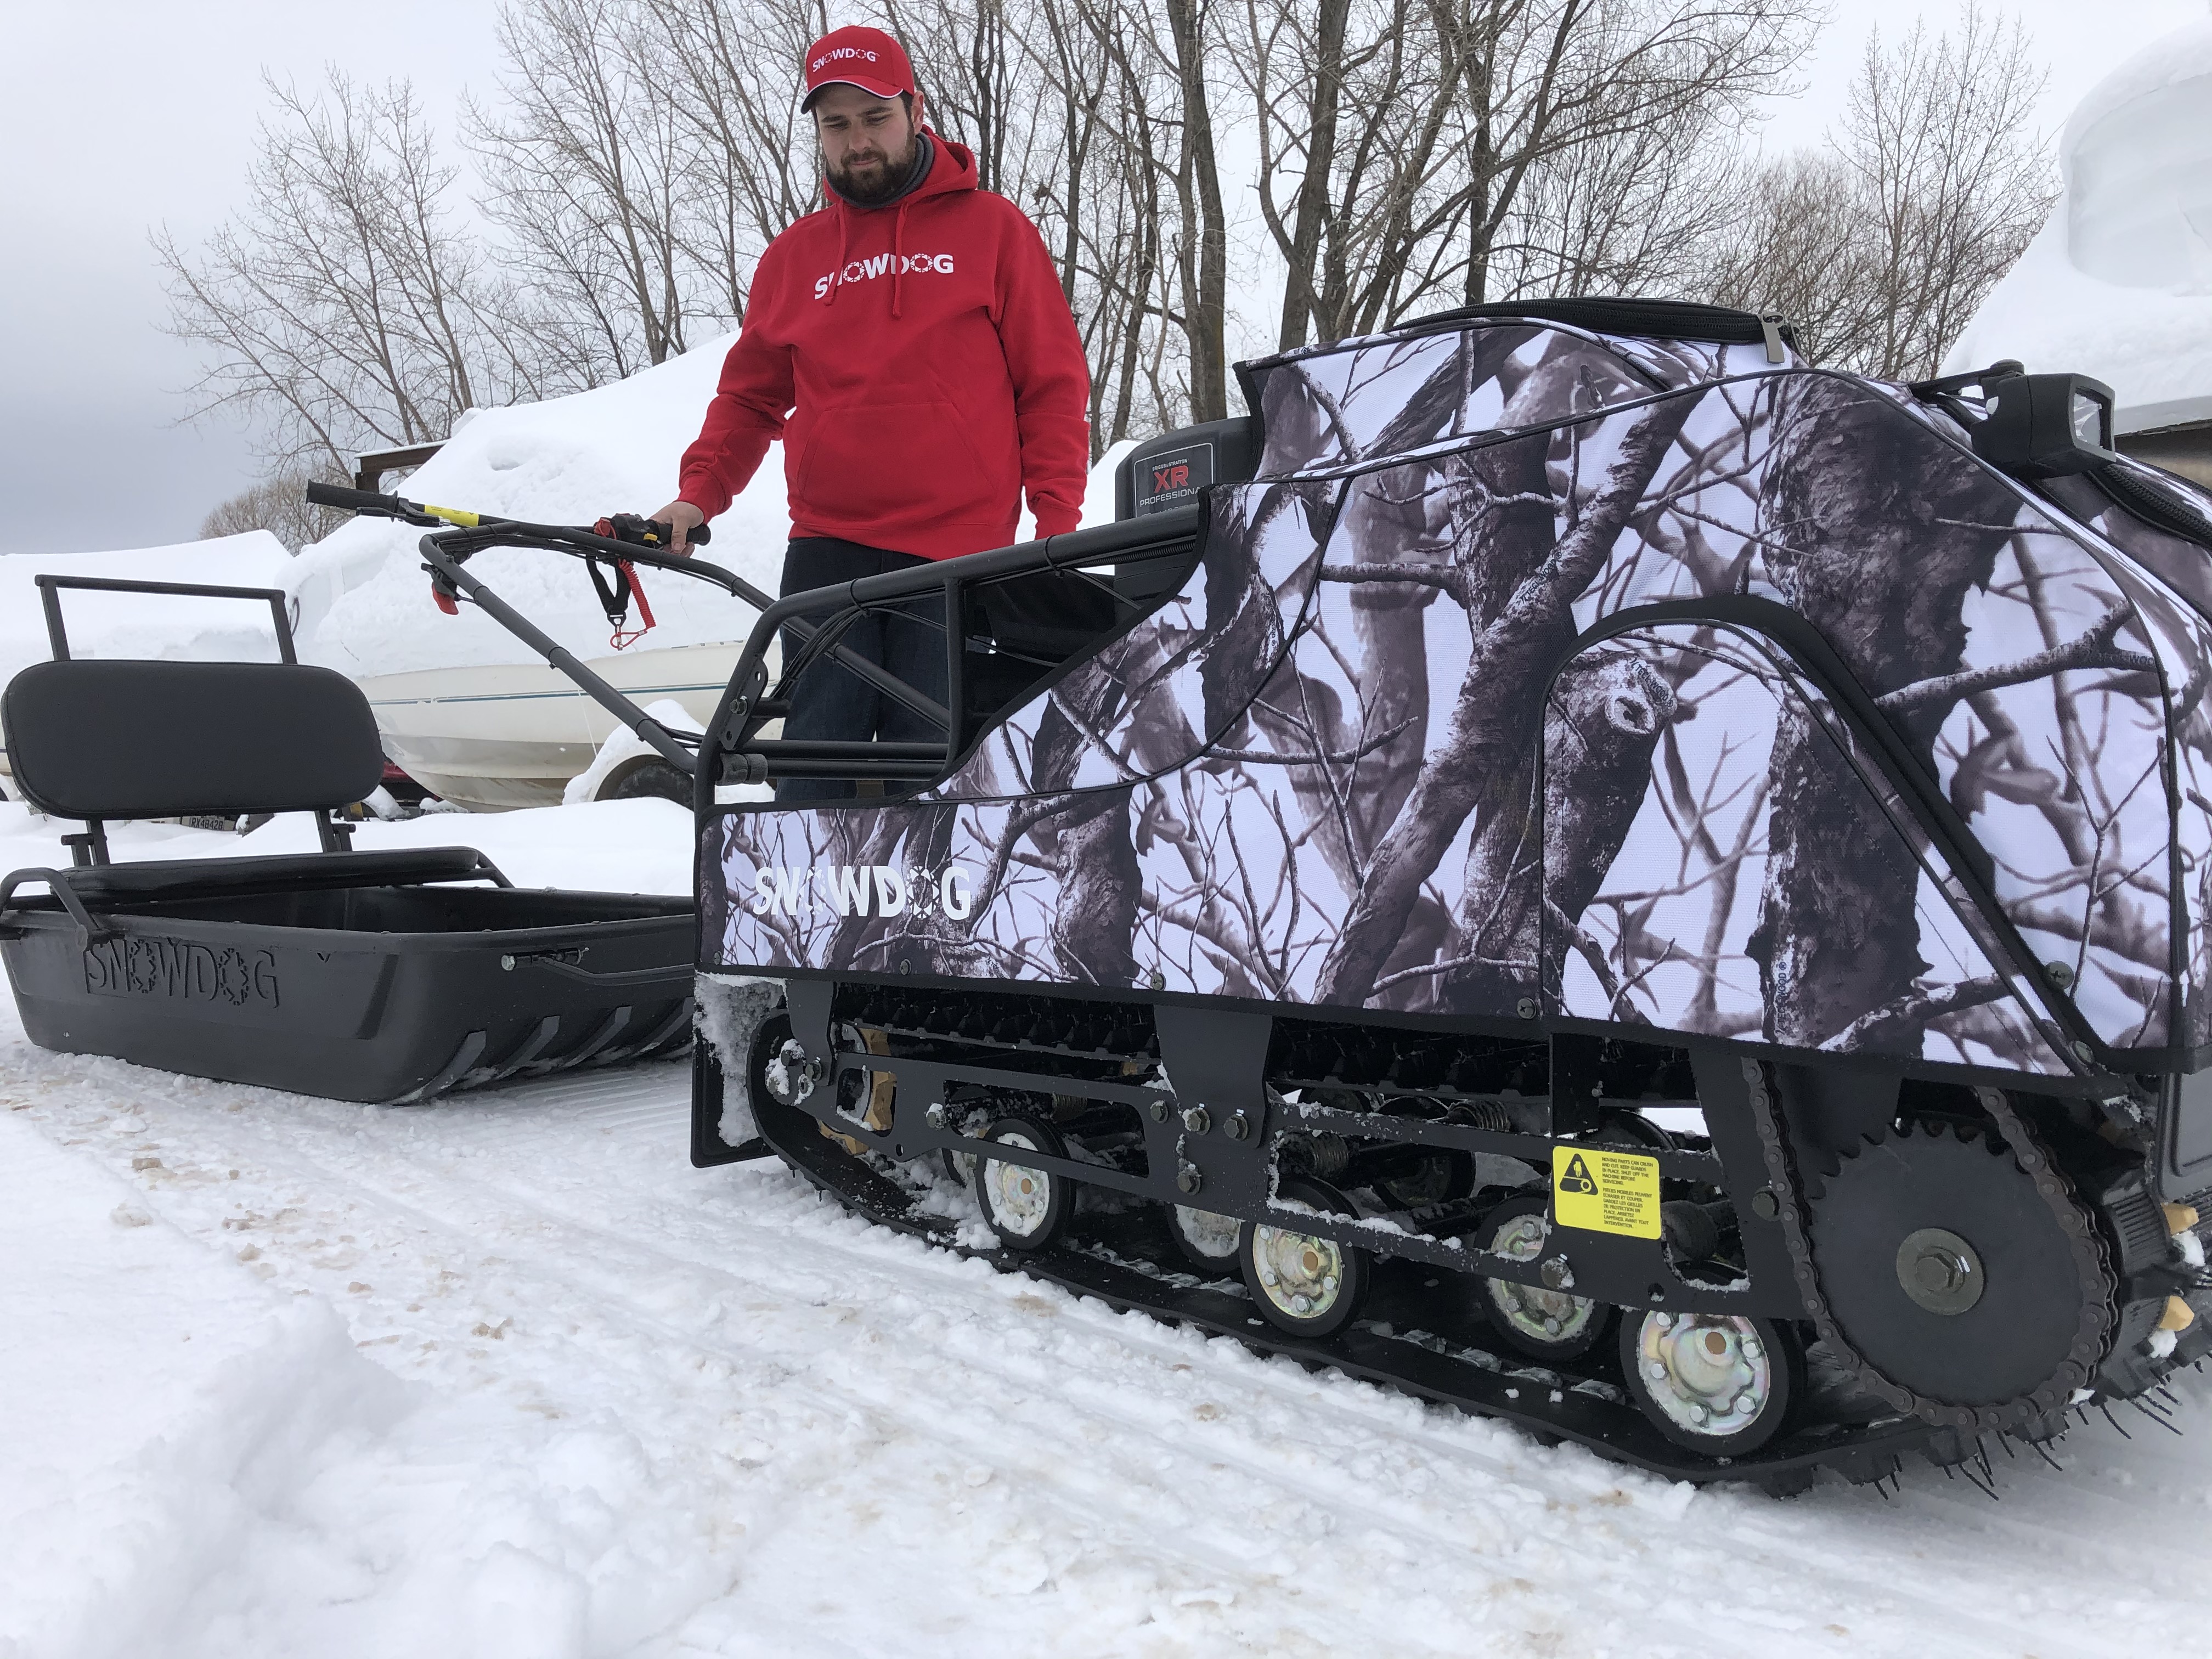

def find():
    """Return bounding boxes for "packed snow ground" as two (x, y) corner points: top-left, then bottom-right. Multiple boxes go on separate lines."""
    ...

(8, 801), (2212, 1657)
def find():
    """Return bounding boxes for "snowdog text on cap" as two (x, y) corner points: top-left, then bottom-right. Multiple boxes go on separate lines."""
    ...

(802, 25), (918, 105)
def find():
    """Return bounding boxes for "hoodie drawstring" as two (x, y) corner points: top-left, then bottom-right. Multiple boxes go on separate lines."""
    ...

(823, 201), (849, 307)
(891, 200), (909, 318)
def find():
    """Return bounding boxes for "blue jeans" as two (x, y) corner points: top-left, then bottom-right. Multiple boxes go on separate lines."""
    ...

(775, 538), (949, 804)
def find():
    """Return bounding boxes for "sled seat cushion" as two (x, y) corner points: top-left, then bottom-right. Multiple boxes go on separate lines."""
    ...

(2, 659), (386, 820)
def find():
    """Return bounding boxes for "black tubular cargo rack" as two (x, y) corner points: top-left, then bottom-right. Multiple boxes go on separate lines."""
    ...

(0, 576), (695, 1104)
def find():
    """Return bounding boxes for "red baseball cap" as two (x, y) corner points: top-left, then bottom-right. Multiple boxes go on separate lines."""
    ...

(802, 26), (917, 109)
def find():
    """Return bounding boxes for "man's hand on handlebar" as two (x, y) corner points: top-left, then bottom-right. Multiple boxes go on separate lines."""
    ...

(648, 499), (707, 555)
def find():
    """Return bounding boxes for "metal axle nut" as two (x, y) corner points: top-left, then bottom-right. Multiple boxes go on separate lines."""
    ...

(1182, 1106), (1211, 1135)
(1176, 1164), (1204, 1195)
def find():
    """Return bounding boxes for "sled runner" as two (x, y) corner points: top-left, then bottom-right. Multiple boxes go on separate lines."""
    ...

(690, 296), (2212, 1485)
(0, 566), (695, 1104)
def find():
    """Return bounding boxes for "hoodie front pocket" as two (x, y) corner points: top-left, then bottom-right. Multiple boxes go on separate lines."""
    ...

(794, 400), (992, 526)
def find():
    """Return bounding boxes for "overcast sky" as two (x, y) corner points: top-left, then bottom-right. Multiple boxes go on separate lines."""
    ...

(0, 0), (2199, 558)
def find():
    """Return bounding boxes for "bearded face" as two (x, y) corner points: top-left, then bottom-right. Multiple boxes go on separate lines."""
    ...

(813, 87), (923, 205)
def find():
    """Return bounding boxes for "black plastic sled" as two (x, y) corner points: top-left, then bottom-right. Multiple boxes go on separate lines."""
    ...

(686, 298), (2212, 1486)
(0, 573), (693, 1104)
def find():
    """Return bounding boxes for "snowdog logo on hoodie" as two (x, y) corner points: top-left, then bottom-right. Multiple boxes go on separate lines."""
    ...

(752, 862), (974, 921)
(813, 253), (956, 300)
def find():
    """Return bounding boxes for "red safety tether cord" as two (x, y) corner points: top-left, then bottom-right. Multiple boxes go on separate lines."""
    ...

(610, 559), (654, 650)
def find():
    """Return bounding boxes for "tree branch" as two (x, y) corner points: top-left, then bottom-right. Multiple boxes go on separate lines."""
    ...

(1875, 602), (2156, 718)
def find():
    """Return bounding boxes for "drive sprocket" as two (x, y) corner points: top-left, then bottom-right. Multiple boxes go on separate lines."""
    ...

(1805, 1120), (2109, 1411)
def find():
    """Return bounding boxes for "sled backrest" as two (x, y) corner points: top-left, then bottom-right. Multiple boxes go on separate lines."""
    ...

(2, 658), (385, 821)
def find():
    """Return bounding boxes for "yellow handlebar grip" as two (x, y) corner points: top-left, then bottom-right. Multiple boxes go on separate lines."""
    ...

(421, 504), (481, 528)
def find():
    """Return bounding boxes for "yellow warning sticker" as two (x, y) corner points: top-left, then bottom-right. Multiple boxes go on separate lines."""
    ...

(1552, 1146), (1662, 1239)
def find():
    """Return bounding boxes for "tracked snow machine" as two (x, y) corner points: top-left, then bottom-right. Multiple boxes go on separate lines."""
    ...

(691, 297), (2212, 1489)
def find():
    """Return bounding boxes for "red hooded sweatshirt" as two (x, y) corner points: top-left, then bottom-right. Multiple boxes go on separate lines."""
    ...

(677, 138), (1091, 560)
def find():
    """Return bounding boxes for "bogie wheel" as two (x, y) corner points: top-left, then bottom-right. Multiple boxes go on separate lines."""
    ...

(1477, 1192), (1616, 1361)
(1169, 1205), (1244, 1273)
(1243, 1176), (1371, 1339)
(977, 1116), (1075, 1251)
(1620, 1312), (1805, 1457)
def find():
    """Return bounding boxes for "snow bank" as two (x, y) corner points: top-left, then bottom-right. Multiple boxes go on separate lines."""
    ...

(0, 1103), (733, 1659)
(0, 1108), (406, 1657)
(0, 531), (289, 707)
(0, 794), (695, 898)
(286, 336), (780, 681)
(1945, 18), (2212, 431)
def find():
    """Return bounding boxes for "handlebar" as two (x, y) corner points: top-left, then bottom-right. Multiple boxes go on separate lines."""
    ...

(304, 477), (921, 802)
(303, 480), (712, 548)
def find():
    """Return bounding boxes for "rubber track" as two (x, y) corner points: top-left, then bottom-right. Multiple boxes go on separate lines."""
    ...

(754, 1092), (1938, 1491)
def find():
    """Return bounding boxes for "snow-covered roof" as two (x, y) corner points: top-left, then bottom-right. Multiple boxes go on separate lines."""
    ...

(1944, 18), (2212, 433)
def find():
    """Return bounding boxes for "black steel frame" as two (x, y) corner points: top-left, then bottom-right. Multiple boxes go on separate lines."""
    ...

(412, 516), (1011, 789)
(695, 504), (1206, 809)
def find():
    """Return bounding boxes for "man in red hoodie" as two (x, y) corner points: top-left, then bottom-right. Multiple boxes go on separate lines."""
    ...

(653, 25), (1091, 800)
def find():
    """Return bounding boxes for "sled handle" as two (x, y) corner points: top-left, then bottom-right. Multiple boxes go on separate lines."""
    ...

(35, 574), (298, 665)
(0, 866), (120, 945)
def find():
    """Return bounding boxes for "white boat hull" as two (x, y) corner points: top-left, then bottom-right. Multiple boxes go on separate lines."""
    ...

(358, 640), (768, 811)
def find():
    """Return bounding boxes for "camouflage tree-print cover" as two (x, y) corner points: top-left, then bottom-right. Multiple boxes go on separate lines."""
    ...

(706, 318), (2212, 1077)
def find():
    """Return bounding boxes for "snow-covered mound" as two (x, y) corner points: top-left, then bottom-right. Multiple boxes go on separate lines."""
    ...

(288, 338), (1138, 683)
(0, 530), (289, 700)
(1945, 18), (2212, 433)
(286, 335), (784, 681)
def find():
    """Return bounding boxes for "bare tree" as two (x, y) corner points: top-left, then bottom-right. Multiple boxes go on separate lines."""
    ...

(1244, 0), (1812, 351)
(1843, 4), (2054, 378)
(156, 72), (535, 481)
(1159, 0), (1232, 416)
(642, 0), (828, 321)
(178, 0), (2053, 515)
(1712, 4), (2056, 377)
(199, 464), (350, 551)
(1704, 151), (1876, 367)
(469, 0), (701, 380)
(1504, 78), (1755, 301)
